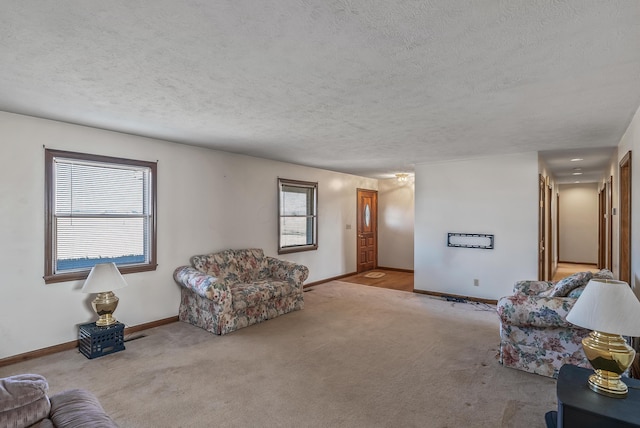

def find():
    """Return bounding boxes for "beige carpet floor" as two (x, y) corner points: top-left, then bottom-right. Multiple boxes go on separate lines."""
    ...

(0, 281), (556, 427)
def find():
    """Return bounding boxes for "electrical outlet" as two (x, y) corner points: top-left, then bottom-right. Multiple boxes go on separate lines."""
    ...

(346, 224), (352, 230)
(473, 279), (479, 287)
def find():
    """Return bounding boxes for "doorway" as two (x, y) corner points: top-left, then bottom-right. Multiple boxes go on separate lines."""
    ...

(557, 183), (600, 268)
(356, 189), (378, 273)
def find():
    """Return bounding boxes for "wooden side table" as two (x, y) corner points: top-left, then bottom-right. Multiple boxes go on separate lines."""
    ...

(545, 364), (640, 428)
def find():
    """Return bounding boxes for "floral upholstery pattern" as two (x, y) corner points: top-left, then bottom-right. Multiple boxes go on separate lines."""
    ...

(496, 271), (615, 378)
(512, 280), (555, 296)
(172, 266), (232, 304)
(174, 249), (308, 335)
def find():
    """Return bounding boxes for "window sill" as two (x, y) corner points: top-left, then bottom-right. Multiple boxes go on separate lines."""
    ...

(278, 245), (318, 255)
(44, 264), (158, 284)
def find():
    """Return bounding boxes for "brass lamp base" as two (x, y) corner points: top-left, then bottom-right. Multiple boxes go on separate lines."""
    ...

(582, 331), (636, 398)
(91, 291), (120, 326)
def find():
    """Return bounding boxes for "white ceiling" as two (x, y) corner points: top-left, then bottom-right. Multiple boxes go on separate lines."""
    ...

(540, 146), (616, 184)
(1, 1), (639, 180)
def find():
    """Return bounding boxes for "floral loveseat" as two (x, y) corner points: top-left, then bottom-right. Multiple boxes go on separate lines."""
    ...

(497, 269), (613, 378)
(173, 248), (309, 335)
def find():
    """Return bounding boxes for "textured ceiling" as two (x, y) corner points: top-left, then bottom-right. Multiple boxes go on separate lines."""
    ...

(1, 1), (639, 179)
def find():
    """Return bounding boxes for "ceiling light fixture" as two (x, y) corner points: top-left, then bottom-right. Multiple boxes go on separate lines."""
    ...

(395, 173), (409, 182)
(572, 172), (583, 176)
(571, 158), (584, 162)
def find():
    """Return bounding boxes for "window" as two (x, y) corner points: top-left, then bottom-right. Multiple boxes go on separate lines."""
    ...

(44, 149), (157, 283)
(278, 178), (318, 254)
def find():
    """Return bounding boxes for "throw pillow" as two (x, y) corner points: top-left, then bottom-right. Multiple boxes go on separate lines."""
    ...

(49, 389), (118, 428)
(549, 271), (593, 297)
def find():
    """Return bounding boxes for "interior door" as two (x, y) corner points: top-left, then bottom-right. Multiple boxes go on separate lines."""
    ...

(620, 152), (632, 283)
(607, 177), (613, 270)
(546, 181), (553, 279)
(598, 188), (606, 269)
(538, 175), (547, 280)
(556, 192), (560, 269)
(357, 189), (378, 273)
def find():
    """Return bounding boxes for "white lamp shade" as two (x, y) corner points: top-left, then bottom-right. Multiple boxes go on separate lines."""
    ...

(567, 279), (640, 337)
(81, 262), (129, 294)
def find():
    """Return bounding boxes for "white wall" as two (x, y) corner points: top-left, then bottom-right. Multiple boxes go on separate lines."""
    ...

(414, 152), (539, 300)
(378, 177), (414, 270)
(558, 183), (598, 264)
(0, 112), (377, 359)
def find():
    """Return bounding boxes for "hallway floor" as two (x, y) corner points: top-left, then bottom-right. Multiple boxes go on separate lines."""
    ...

(341, 269), (413, 292)
(552, 262), (599, 281)
(342, 262), (600, 293)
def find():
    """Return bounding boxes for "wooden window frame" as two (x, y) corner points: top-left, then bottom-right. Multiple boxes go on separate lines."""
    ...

(44, 149), (157, 284)
(278, 178), (318, 254)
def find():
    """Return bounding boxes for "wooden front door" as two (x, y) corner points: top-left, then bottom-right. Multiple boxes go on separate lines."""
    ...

(357, 189), (378, 273)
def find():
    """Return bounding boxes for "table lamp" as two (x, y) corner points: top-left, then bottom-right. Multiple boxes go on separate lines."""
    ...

(566, 279), (640, 398)
(81, 262), (129, 326)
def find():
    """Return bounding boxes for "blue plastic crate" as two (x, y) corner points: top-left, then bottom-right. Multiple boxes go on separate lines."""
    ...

(78, 322), (125, 359)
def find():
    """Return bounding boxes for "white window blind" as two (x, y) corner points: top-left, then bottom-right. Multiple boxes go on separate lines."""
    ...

(54, 160), (150, 272)
(278, 179), (317, 253)
(45, 149), (157, 282)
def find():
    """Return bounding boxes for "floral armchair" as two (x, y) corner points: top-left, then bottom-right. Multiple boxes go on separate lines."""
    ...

(497, 269), (613, 378)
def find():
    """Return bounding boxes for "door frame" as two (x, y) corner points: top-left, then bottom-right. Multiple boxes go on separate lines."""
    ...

(538, 175), (547, 280)
(608, 176), (613, 271)
(619, 152), (632, 283)
(556, 192), (560, 269)
(598, 187), (606, 269)
(356, 188), (378, 273)
(546, 179), (553, 280)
